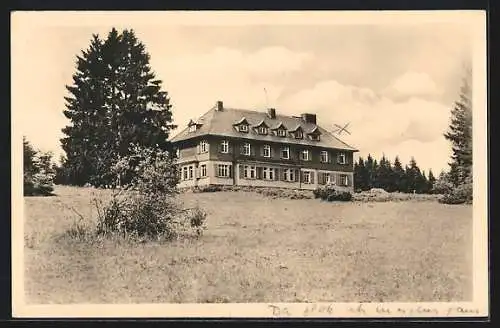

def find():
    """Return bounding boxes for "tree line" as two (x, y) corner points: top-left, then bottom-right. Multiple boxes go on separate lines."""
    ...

(353, 154), (436, 194)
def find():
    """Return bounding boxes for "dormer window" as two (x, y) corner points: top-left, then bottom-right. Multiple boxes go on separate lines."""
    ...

(295, 130), (303, 139)
(307, 126), (321, 141)
(258, 126), (268, 135)
(277, 129), (286, 137)
(187, 119), (202, 133)
(233, 117), (250, 133)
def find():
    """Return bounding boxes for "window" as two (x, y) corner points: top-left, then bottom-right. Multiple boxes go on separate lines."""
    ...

(303, 171), (311, 184)
(320, 151), (329, 163)
(218, 164), (231, 178)
(295, 131), (303, 139)
(189, 166), (194, 179)
(200, 164), (207, 177)
(283, 168), (289, 181)
(340, 174), (349, 186)
(281, 147), (290, 159)
(199, 140), (208, 153)
(269, 168), (274, 180)
(310, 134), (320, 141)
(183, 167), (188, 180)
(258, 126), (268, 135)
(242, 143), (251, 156)
(289, 169), (295, 182)
(244, 165), (256, 179)
(188, 125), (197, 133)
(239, 124), (249, 132)
(277, 129), (286, 137)
(263, 145), (271, 158)
(338, 153), (346, 164)
(263, 167), (268, 180)
(301, 150), (310, 161)
(221, 140), (229, 153)
(175, 148), (180, 158)
(326, 173), (332, 184)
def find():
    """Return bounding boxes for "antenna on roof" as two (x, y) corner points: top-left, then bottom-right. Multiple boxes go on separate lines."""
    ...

(332, 122), (352, 135)
(263, 87), (269, 108)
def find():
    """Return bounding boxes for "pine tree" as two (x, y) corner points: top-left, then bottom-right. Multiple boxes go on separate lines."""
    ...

(60, 28), (176, 186)
(392, 156), (405, 192)
(427, 169), (436, 193)
(365, 154), (376, 190)
(444, 66), (472, 186)
(354, 157), (368, 191)
(376, 154), (392, 191)
(405, 157), (422, 193)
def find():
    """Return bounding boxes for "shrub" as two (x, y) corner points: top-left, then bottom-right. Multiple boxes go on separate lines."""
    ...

(94, 145), (206, 241)
(314, 185), (352, 202)
(438, 182), (473, 205)
(432, 177), (454, 195)
(23, 137), (55, 196)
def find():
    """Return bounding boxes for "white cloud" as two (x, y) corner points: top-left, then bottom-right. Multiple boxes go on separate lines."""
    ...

(154, 46), (313, 134)
(385, 71), (442, 97)
(278, 80), (452, 173)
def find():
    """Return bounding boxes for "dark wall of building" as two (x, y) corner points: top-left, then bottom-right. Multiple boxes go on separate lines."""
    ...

(203, 136), (354, 172)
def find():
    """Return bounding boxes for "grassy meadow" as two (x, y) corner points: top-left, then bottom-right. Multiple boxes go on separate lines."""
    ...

(23, 185), (472, 304)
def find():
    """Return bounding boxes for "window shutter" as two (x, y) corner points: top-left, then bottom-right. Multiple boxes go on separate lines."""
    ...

(197, 143), (201, 154)
(239, 144), (244, 155)
(196, 167), (200, 179)
(257, 167), (262, 179)
(218, 142), (223, 153)
(311, 172), (315, 184)
(295, 169), (299, 182)
(300, 170), (304, 183)
(229, 165), (233, 178)
(260, 146), (264, 157)
(251, 144), (256, 156)
(275, 168), (279, 181)
(318, 172), (324, 185)
(239, 164), (244, 178)
(228, 143), (233, 154)
(328, 152), (332, 163)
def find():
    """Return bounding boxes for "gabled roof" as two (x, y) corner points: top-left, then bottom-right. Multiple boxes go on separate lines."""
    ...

(270, 121), (287, 130)
(289, 124), (303, 133)
(308, 126), (322, 135)
(233, 117), (249, 126)
(170, 106), (358, 151)
(252, 119), (269, 128)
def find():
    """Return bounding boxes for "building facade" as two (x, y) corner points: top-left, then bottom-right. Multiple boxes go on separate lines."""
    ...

(171, 101), (358, 191)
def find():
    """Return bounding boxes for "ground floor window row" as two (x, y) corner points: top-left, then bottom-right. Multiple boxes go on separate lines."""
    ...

(179, 163), (351, 186)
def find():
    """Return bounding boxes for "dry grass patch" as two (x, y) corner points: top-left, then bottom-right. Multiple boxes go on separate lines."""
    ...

(24, 186), (472, 303)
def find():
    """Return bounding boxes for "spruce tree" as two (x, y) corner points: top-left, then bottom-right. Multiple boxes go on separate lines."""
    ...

(376, 155), (392, 191)
(354, 157), (366, 191)
(427, 169), (436, 193)
(60, 28), (176, 186)
(365, 154), (375, 190)
(444, 66), (472, 186)
(392, 156), (405, 192)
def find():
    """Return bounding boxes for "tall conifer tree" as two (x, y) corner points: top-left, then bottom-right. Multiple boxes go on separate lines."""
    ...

(60, 28), (176, 186)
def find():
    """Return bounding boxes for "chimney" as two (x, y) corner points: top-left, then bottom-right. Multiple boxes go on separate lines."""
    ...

(216, 100), (224, 111)
(267, 108), (276, 119)
(301, 113), (317, 125)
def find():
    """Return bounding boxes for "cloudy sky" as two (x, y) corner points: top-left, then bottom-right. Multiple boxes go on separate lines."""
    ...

(12, 12), (483, 174)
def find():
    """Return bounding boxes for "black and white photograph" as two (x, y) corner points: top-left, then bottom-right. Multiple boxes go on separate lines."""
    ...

(11, 11), (488, 318)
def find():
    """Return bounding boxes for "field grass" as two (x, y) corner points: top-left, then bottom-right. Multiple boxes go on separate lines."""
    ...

(24, 185), (472, 304)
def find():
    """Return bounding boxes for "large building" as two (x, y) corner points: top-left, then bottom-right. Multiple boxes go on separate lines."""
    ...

(170, 101), (358, 191)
